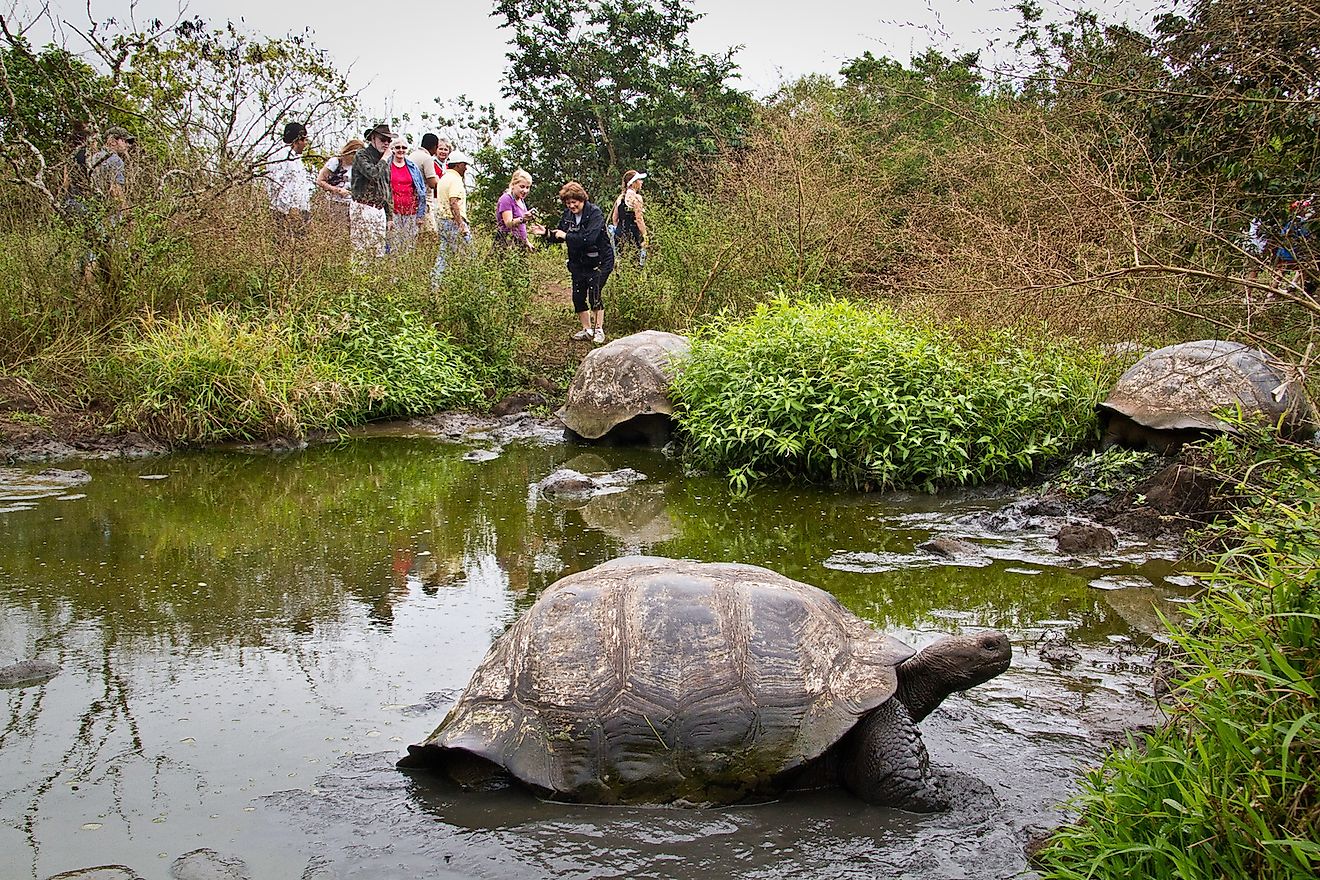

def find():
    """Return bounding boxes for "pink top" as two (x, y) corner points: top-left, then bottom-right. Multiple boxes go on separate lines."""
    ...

(390, 162), (417, 215)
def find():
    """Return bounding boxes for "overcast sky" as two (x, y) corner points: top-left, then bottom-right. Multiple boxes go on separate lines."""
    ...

(26, 0), (1161, 139)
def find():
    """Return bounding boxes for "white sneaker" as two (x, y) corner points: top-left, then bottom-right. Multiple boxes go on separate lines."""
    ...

(593, 329), (605, 344)
(571, 328), (592, 341)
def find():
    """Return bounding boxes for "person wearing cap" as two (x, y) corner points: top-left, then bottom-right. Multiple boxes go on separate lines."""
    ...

(76, 125), (134, 284)
(609, 169), (649, 266)
(411, 134), (442, 235)
(350, 123), (395, 256)
(387, 137), (428, 254)
(430, 150), (473, 283)
(268, 121), (313, 237)
(546, 180), (614, 344)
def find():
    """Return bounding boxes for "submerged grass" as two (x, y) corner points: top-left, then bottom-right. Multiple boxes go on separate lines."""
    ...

(671, 297), (1112, 491)
(1037, 426), (1320, 880)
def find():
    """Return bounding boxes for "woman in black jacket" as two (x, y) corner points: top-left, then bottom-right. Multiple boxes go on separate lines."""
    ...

(547, 181), (614, 344)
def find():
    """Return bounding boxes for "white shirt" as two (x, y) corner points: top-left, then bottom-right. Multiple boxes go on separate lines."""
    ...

(268, 147), (313, 214)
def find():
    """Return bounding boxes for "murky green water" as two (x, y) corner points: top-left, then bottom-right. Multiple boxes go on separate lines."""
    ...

(0, 428), (1192, 880)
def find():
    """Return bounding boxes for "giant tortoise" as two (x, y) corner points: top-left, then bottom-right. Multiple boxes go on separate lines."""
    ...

(556, 330), (689, 445)
(1098, 339), (1317, 451)
(397, 556), (1012, 811)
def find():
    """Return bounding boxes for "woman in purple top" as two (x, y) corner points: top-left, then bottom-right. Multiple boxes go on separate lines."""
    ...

(495, 169), (545, 250)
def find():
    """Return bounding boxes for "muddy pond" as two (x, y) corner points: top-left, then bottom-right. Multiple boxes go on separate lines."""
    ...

(0, 420), (1195, 880)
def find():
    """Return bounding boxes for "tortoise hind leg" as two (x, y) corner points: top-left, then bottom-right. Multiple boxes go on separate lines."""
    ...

(397, 744), (514, 791)
(840, 700), (948, 812)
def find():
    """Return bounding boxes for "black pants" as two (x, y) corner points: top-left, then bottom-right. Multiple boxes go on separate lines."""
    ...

(570, 259), (613, 312)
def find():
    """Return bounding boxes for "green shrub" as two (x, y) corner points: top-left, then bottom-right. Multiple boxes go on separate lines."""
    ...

(106, 299), (480, 443)
(430, 244), (533, 386)
(297, 292), (481, 420)
(671, 297), (1108, 491)
(1037, 427), (1320, 880)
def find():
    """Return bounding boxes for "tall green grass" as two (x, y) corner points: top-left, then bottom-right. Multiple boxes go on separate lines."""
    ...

(104, 296), (480, 443)
(671, 297), (1110, 491)
(1037, 426), (1320, 879)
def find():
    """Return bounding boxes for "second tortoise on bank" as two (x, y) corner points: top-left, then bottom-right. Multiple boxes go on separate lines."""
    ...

(556, 330), (690, 445)
(398, 556), (1012, 810)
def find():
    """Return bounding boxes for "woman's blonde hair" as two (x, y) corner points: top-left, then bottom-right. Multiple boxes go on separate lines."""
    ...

(339, 138), (365, 163)
(509, 168), (532, 188)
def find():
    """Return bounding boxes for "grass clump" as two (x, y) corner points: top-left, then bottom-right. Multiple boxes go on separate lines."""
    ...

(671, 297), (1109, 491)
(1036, 426), (1320, 880)
(106, 298), (480, 444)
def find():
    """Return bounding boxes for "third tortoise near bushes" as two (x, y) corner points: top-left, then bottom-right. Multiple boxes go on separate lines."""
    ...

(397, 556), (1012, 811)
(1098, 339), (1318, 452)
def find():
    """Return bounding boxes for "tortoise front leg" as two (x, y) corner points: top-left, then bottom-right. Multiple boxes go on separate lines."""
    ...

(840, 700), (948, 812)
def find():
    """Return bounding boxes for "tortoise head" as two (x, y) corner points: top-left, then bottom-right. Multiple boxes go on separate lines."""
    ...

(895, 630), (1012, 723)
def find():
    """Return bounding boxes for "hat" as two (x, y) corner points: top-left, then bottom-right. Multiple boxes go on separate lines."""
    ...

(364, 123), (394, 141)
(105, 126), (134, 142)
(446, 150), (473, 166)
(282, 121), (307, 144)
(625, 171), (647, 187)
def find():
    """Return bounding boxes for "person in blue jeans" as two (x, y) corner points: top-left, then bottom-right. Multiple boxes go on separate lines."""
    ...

(1275, 196), (1315, 296)
(430, 150), (473, 286)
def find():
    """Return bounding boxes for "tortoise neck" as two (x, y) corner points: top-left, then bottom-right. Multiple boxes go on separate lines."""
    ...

(895, 655), (948, 723)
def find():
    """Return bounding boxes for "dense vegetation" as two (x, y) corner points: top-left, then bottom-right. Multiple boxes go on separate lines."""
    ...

(1037, 427), (1320, 879)
(672, 298), (1112, 491)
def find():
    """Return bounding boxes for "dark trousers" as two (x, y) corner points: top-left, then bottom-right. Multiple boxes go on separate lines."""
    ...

(570, 259), (613, 312)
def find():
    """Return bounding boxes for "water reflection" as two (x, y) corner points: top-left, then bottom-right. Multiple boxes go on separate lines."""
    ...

(0, 438), (1191, 879)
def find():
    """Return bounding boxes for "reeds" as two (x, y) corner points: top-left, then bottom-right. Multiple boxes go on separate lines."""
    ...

(1037, 425), (1320, 879)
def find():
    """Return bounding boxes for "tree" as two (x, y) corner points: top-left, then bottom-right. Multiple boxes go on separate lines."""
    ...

(1150, 0), (1320, 206)
(0, 20), (120, 207)
(122, 18), (357, 174)
(491, 0), (752, 201)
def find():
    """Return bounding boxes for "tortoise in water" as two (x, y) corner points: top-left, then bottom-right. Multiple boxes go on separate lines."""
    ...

(397, 556), (1012, 811)
(556, 330), (689, 445)
(1098, 340), (1317, 452)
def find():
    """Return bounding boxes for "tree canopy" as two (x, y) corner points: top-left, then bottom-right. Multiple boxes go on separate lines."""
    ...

(491, 0), (752, 201)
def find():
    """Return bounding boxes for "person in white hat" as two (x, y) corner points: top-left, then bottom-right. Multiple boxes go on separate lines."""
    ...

(609, 169), (649, 266)
(431, 150), (473, 284)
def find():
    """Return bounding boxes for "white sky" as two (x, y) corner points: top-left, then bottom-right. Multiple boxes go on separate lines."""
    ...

(25, 0), (1162, 140)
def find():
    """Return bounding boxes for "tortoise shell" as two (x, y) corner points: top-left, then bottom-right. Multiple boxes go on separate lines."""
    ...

(410, 556), (913, 804)
(556, 331), (690, 440)
(1098, 339), (1317, 438)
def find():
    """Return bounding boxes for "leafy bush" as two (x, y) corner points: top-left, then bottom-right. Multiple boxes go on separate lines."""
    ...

(430, 244), (533, 386)
(106, 299), (479, 443)
(1037, 427), (1319, 879)
(671, 297), (1108, 491)
(297, 292), (481, 420)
